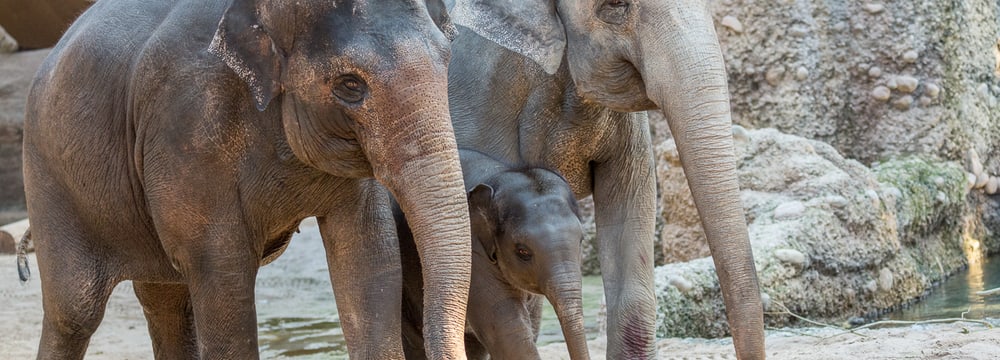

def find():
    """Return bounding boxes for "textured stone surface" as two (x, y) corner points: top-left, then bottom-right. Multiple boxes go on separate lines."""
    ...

(0, 49), (48, 224)
(707, 0), (1000, 168)
(654, 128), (973, 338)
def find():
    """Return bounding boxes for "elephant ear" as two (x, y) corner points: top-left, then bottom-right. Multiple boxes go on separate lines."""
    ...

(451, 0), (565, 75)
(427, 0), (458, 41)
(209, 0), (282, 112)
(468, 183), (499, 264)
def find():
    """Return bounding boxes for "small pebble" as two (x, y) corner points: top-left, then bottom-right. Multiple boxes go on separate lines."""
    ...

(987, 176), (999, 194)
(919, 96), (933, 106)
(925, 83), (941, 98)
(882, 187), (902, 200)
(795, 66), (809, 81)
(668, 275), (694, 293)
(765, 66), (785, 86)
(862, 3), (885, 14)
(886, 77), (898, 89)
(968, 149), (983, 174)
(732, 125), (751, 144)
(773, 248), (807, 267)
(978, 83), (991, 98)
(976, 172), (990, 189)
(871, 86), (891, 101)
(721, 15), (744, 33)
(932, 176), (945, 186)
(967, 173), (978, 190)
(868, 66), (882, 78)
(774, 201), (806, 220)
(760, 292), (772, 311)
(896, 75), (919, 93)
(902, 50), (919, 63)
(893, 95), (914, 110)
(825, 195), (849, 208)
(789, 25), (809, 38)
(878, 268), (894, 291)
(866, 189), (881, 207)
(936, 191), (948, 202)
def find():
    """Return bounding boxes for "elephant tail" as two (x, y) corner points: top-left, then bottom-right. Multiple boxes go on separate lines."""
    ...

(16, 227), (31, 283)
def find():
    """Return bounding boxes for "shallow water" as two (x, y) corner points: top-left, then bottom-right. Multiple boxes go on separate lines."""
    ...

(256, 275), (606, 359)
(886, 256), (1000, 321)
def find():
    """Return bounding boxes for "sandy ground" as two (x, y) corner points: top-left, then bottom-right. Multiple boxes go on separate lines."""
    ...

(2, 222), (998, 359)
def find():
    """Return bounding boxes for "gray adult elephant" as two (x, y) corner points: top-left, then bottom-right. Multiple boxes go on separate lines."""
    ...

(445, 0), (765, 358)
(21, 0), (470, 359)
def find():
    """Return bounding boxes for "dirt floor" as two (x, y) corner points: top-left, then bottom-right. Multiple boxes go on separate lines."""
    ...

(2, 221), (998, 359)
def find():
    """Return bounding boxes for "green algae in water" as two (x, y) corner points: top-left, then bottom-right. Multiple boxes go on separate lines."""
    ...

(887, 256), (1000, 321)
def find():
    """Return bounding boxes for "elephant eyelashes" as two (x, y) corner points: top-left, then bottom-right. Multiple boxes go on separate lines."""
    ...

(515, 245), (533, 262)
(598, 0), (630, 24)
(332, 75), (368, 104)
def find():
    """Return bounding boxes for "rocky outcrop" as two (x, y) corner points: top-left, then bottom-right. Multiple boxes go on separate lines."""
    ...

(0, 49), (48, 224)
(654, 127), (973, 338)
(0, 25), (17, 53)
(707, 0), (1000, 167)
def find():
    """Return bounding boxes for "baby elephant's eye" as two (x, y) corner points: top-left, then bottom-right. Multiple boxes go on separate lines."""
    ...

(515, 245), (532, 262)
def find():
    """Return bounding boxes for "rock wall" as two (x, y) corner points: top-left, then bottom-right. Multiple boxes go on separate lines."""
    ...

(708, 0), (1000, 167)
(0, 49), (48, 224)
(654, 127), (974, 338)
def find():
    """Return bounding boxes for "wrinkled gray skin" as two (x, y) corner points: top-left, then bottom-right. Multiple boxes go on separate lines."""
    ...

(398, 150), (590, 360)
(445, 0), (765, 358)
(21, 0), (473, 359)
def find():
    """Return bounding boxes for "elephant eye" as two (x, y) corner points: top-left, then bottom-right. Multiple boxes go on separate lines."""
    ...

(333, 75), (368, 104)
(515, 245), (533, 262)
(598, 0), (630, 25)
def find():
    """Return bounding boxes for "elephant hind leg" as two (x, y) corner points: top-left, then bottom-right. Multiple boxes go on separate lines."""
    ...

(133, 282), (199, 359)
(34, 255), (116, 360)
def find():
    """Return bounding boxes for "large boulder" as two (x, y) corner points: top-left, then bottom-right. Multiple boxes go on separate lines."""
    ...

(0, 49), (49, 224)
(0, 25), (16, 53)
(654, 127), (973, 338)
(0, 0), (93, 49)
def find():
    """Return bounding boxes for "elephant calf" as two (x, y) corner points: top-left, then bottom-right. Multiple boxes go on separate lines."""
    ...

(397, 150), (590, 360)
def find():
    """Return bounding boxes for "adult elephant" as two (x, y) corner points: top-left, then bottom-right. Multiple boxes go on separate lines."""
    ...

(445, 0), (765, 359)
(21, 0), (470, 359)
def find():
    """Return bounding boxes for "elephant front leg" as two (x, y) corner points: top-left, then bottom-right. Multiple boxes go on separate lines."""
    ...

(159, 224), (261, 359)
(592, 139), (658, 359)
(133, 282), (199, 359)
(150, 189), (262, 359)
(318, 180), (404, 359)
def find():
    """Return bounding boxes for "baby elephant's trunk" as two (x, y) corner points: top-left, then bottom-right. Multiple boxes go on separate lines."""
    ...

(545, 262), (590, 360)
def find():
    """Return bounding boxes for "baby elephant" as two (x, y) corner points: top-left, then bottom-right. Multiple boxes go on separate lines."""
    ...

(397, 150), (590, 360)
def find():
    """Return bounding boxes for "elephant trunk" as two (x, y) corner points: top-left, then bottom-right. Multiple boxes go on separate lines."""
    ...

(545, 262), (590, 360)
(636, 1), (764, 359)
(365, 76), (471, 359)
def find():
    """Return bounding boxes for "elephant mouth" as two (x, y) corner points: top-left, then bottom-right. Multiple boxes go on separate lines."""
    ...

(573, 60), (658, 113)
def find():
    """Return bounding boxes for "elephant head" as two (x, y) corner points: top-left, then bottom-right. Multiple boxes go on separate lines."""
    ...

(451, 0), (765, 358)
(210, 0), (469, 356)
(468, 169), (589, 360)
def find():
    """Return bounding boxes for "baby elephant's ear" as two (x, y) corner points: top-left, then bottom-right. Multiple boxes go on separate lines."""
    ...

(209, 0), (282, 112)
(451, 0), (565, 75)
(468, 184), (499, 263)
